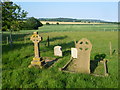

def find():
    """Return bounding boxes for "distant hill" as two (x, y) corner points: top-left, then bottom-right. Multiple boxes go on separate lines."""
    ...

(39, 18), (110, 23)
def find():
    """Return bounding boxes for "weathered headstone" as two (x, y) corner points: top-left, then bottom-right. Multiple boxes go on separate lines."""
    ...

(65, 38), (92, 74)
(28, 32), (45, 68)
(75, 38), (92, 73)
(71, 48), (77, 58)
(54, 46), (62, 57)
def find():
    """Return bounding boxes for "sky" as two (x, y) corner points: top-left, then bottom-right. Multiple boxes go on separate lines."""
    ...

(15, 2), (118, 22)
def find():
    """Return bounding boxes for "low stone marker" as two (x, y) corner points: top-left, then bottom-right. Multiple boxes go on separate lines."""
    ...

(28, 32), (45, 68)
(54, 46), (62, 57)
(103, 59), (109, 76)
(71, 48), (77, 58)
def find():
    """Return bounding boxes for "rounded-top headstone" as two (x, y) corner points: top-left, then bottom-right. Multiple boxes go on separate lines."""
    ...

(54, 46), (62, 57)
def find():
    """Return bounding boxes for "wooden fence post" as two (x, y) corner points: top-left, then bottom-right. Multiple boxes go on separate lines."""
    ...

(24, 37), (26, 43)
(47, 36), (50, 47)
(109, 41), (112, 56)
(6, 37), (9, 45)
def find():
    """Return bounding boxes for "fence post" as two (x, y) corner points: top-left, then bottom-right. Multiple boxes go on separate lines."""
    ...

(24, 37), (26, 43)
(47, 36), (50, 47)
(109, 41), (112, 56)
(6, 37), (9, 45)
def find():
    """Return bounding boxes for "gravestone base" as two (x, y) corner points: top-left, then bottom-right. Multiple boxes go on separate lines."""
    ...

(60, 58), (90, 74)
(60, 58), (109, 76)
(28, 57), (59, 69)
(28, 57), (45, 68)
(91, 60), (109, 77)
(43, 57), (59, 68)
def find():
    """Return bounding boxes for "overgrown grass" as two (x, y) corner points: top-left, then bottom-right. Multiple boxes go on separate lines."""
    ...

(2, 24), (118, 88)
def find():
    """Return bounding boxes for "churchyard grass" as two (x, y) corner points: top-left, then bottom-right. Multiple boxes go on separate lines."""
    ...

(2, 24), (118, 88)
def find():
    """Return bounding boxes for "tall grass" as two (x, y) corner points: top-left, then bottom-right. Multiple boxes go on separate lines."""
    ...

(2, 24), (118, 88)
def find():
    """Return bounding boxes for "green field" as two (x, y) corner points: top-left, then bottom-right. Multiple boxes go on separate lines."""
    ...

(2, 24), (118, 88)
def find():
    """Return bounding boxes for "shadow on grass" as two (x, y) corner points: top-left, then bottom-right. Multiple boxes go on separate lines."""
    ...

(42, 36), (68, 46)
(2, 42), (32, 54)
(3, 35), (73, 55)
(45, 57), (62, 68)
(45, 41), (75, 51)
(63, 50), (71, 56)
(2, 33), (31, 44)
(49, 36), (68, 42)
(2, 32), (33, 54)
(90, 53), (106, 73)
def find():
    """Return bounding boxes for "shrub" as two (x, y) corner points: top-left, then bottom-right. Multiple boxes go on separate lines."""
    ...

(46, 22), (50, 25)
(23, 17), (43, 30)
(56, 22), (59, 25)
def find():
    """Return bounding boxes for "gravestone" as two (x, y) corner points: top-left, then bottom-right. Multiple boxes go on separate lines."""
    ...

(75, 38), (92, 73)
(63, 38), (92, 74)
(54, 46), (62, 57)
(71, 48), (77, 58)
(28, 32), (45, 68)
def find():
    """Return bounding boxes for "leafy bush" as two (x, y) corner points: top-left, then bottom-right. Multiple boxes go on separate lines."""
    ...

(56, 22), (59, 25)
(23, 17), (43, 30)
(46, 22), (50, 25)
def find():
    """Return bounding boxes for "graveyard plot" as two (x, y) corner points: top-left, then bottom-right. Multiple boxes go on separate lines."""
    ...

(28, 32), (62, 69)
(60, 58), (109, 76)
(2, 24), (118, 88)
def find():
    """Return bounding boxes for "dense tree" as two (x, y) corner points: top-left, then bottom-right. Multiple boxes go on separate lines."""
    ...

(2, 1), (27, 31)
(23, 17), (43, 30)
(1, 1), (28, 45)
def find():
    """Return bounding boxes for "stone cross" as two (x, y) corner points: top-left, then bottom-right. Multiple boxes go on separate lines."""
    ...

(29, 32), (45, 68)
(30, 32), (42, 58)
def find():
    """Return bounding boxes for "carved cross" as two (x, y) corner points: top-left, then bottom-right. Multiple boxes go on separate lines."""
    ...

(30, 32), (42, 58)
(75, 38), (92, 74)
(76, 38), (92, 52)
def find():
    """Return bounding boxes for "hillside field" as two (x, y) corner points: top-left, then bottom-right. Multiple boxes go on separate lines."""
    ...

(40, 21), (106, 25)
(2, 24), (118, 88)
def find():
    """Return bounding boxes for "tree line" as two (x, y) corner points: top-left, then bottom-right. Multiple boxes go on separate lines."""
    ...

(1, 1), (43, 46)
(39, 18), (114, 23)
(1, 1), (43, 32)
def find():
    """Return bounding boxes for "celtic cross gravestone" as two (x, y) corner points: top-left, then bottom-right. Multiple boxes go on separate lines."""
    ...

(28, 32), (45, 68)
